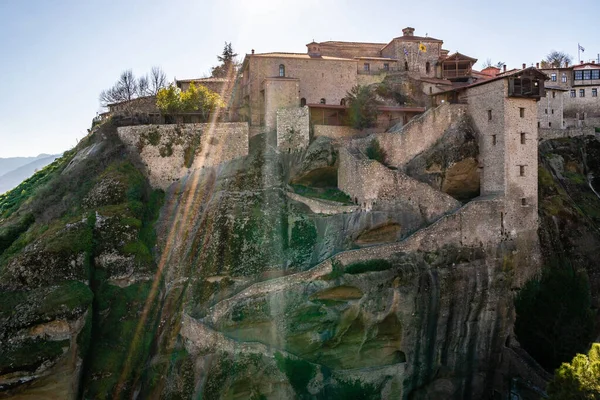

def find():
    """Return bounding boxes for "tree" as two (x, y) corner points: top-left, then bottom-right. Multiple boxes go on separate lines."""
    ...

(514, 264), (595, 371)
(180, 82), (224, 121)
(148, 66), (167, 95)
(99, 69), (138, 106)
(481, 59), (504, 69)
(211, 42), (238, 78)
(344, 85), (382, 130)
(545, 50), (573, 68)
(156, 85), (182, 115)
(156, 82), (224, 122)
(547, 343), (600, 399)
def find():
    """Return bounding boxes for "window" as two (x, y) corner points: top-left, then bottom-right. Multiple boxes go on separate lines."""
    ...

(538, 121), (541, 128)
(487, 110), (492, 121)
(521, 198), (527, 206)
(383, 63), (389, 71)
(549, 122), (552, 127)
(593, 88), (598, 97)
(300, 98), (306, 107)
(426, 62), (431, 74)
(363, 63), (370, 72)
(583, 70), (592, 80)
(552, 109), (554, 114)
(520, 132), (526, 144)
(580, 89), (585, 97)
(545, 108), (548, 114)
(519, 108), (525, 118)
(492, 135), (497, 145)
(320, 98), (326, 104)
(404, 61), (409, 71)
(279, 64), (285, 77)
(551, 73), (557, 82)
(575, 71), (583, 80)
(429, 86), (433, 94)
(562, 74), (567, 83)
(519, 165), (525, 176)
(593, 70), (600, 80)
(571, 89), (576, 97)
(340, 98), (346, 106)
(552, 91), (556, 98)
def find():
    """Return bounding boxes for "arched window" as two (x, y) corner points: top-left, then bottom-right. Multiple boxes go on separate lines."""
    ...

(404, 61), (409, 71)
(320, 98), (326, 104)
(279, 64), (285, 77)
(340, 99), (346, 106)
(300, 98), (306, 107)
(426, 62), (430, 74)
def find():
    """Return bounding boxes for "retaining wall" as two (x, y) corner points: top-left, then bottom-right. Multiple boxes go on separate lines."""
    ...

(277, 107), (310, 150)
(338, 146), (460, 223)
(373, 103), (468, 168)
(118, 122), (249, 189)
(539, 126), (597, 140)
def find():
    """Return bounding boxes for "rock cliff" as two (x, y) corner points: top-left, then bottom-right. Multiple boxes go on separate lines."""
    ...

(0, 122), (598, 399)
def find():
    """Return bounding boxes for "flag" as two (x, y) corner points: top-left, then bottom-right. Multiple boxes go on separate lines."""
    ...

(419, 43), (427, 52)
(579, 44), (585, 52)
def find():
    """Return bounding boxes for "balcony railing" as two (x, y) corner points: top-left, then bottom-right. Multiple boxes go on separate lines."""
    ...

(442, 69), (471, 79)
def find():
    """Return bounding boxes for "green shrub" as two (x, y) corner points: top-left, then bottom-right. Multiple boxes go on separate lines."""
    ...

(0, 213), (34, 255)
(547, 343), (600, 399)
(514, 264), (595, 371)
(345, 259), (393, 275)
(274, 352), (316, 398)
(365, 139), (387, 165)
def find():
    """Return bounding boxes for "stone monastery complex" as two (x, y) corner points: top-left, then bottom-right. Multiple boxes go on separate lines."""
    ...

(109, 26), (600, 257)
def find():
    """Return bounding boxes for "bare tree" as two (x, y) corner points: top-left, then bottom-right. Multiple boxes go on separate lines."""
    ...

(545, 51), (573, 68)
(149, 66), (167, 95)
(137, 75), (149, 97)
(482, 58), (493, 68)
(99, 69), (138, 106)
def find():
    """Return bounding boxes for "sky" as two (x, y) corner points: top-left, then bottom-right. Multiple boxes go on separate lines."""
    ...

(0, 0), (599, 158)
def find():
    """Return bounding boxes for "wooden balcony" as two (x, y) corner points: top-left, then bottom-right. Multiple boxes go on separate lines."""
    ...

(442, 69), (471, 79)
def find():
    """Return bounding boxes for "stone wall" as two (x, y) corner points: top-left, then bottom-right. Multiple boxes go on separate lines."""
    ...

(117, 122), (249, 189)
(466, 79), (507, 195)
(313, 125), (360, 139)
(503, 96), (539, 236)
(263, 78), (300, 130)
(373, 103), (468, 168)
(537, 89), (565, 129)
(276, 106), (309, 150)
(333, 196), (505, 266)
(338, 146), (460, 222)
(539, 126), (597, 140)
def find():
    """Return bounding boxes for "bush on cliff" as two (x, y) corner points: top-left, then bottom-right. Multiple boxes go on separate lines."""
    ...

(514, 263), (595, 372)
(365, 139), (387, 165)
(547, 343), (600, 399)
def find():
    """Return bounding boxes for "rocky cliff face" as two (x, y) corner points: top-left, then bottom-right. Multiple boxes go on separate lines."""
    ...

(2, 123), (596, 399)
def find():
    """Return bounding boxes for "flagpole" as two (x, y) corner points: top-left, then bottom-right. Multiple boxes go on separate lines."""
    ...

(578, 43), (580, 63)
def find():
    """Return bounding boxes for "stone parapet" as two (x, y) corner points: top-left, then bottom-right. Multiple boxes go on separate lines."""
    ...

(539, 126), (597, 140)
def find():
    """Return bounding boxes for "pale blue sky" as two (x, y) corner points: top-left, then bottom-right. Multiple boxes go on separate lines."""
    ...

(0, 0), (598, 157)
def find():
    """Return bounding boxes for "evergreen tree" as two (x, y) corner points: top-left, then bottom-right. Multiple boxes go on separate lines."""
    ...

(211, 42), (238, 78)
(547, 343), (600, 399)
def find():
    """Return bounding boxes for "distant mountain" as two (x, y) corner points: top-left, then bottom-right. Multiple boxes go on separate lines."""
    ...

(0, 154), (60, 195)
(0, 154), (53, 178)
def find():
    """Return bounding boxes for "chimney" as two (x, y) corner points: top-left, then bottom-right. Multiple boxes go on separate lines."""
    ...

(402, 27), (415, 37)
(503, 65), (507, 73)
(251, 49), (255, 54)
(522, 63), (526, 69)
(581, 60), (584, 65)
(565, 61), (569, 67)
(593, 61), (596, 64)
(536, 62), (539, 68)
